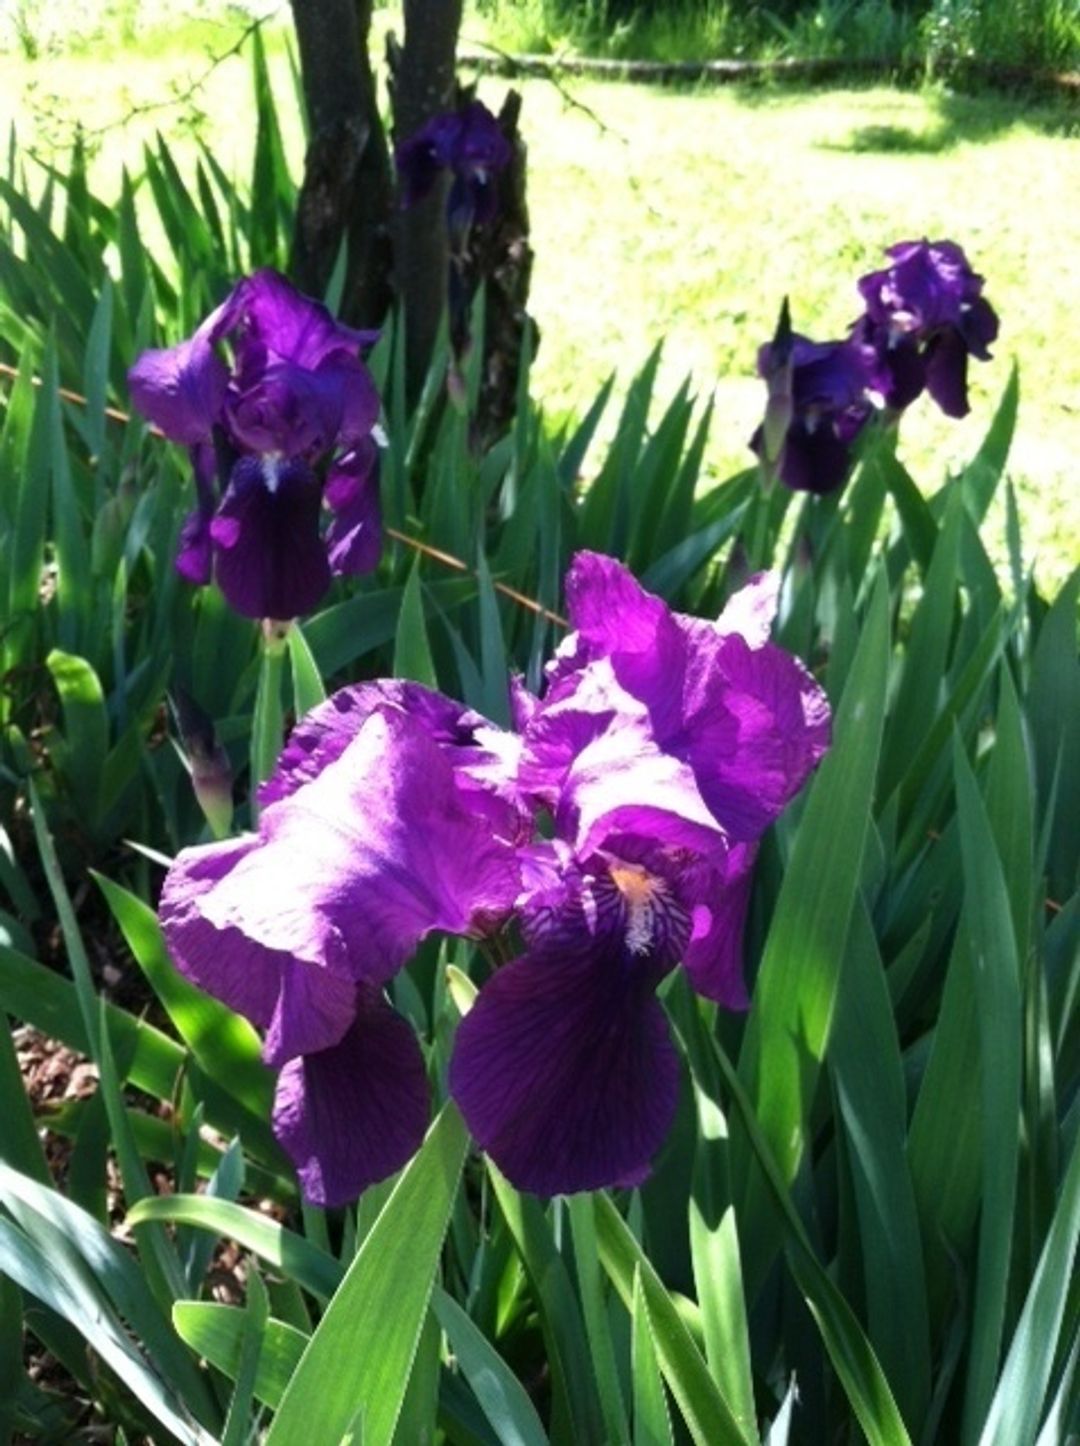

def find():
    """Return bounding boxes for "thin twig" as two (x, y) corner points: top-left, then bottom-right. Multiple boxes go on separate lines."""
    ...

(457, 35), (666, 223)
(0, 360), (568, 627)
(79, 12), (280, 141)
(460, 36), (625, 143)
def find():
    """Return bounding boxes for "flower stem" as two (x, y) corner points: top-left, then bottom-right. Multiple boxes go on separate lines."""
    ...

(250, 630), (287, 822)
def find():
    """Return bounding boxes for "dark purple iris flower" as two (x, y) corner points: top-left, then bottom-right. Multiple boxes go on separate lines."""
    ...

(128, 269), (382, 620)
(396, 99), (512, 241)
(854, 238), (999, 418)
(751, 332), (876, 495)
(159, 555), (829, 1204)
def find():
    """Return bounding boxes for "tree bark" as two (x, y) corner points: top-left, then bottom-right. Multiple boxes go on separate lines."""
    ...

(389, 0), (464, 402)
(289, 0), (394, 328)
(472, 91), (536, 453)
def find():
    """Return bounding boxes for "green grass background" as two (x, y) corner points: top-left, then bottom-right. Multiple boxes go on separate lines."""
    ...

(2, 7), (1078, 583)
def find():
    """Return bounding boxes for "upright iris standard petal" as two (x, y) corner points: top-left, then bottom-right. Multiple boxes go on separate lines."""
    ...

(258, 678), (527, 841)
(272, 987), (430, 1207)
(528, 553), (831, 848)
(450, 900), (682, 1196)
(127, 295), (236, 445)
(191, 707), (520, 988)
(396, 100), (511, 226)
(229, 268), (375, 372)
(210, 456), (331, 621)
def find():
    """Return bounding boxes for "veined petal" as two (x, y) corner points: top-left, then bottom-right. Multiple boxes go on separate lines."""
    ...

(533, 555), (831, 847)
(159, 836), (357, 1064)
(203, 707), (520, 987)
(716, 571), (780, 647)
(259, 679), (525, 842)
(450, 924), (680, 1195)
(559, 713), (732, 859)
(678, 632), (831, 840)
(231, 268), (371, 371)
(565, 550), (671, 661)
(272, 987), (429, 1207)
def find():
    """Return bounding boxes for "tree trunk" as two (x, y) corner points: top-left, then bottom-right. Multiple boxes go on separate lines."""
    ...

(289, 0), (394, 329)
(389, 0), (464, 403)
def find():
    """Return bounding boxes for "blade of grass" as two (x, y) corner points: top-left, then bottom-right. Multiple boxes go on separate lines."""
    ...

(287, 621), (326, 719)
(830, 898), (931, 1431)
(593, 1193), (752, 1446)
(633, 1263), (675, 1446)
(954, 739), (1023, 1444)
(735, 571), (890, 1295)
(978, 1134), (1080, 1446)
(128, 1194), (343, 1302)
(0, 1014), (50, 1183)
(28, 781), (186, 1304)
(172, 1302), (308, 1411)
(265, 1104), (467, 1446)
(394, 558), (439, 688)
(568, 1193), (631, 1445)
(432, 1287), (549, 1446)
(221, 1270), (269, 1446)
(706, 1041), (912, 1446)
(487, 1165), (606, 1444)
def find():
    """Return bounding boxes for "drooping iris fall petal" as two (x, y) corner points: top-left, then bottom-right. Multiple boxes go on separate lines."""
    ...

(272, 988), (430, 1207)
(450, 902), (681, 1195)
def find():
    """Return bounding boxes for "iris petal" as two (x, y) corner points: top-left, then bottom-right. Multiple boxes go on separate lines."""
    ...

(258, 679), (525, 842)
(201, 707), (520, 988)
(272, 987), (430, 1207)
(450, 928), (680, 1195)
(324, 440), (382, 577)
(159, 836), (357, 1064)
(211, 456), (330, 620)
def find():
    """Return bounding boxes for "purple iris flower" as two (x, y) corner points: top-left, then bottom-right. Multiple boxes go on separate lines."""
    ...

(751, 332), (876, 495)
(854, 238), (999, 418)
(450, 555), (830, 1193)
(396, 99), (512, 241)
(158, 556), (829, 1203)
(128, 269), (382, 620)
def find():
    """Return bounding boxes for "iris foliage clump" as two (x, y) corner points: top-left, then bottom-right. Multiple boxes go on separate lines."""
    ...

(0, 40), (1077, 1446)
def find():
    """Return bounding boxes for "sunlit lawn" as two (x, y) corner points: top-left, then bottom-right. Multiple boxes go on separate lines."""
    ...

(3, 13), (1078, 583)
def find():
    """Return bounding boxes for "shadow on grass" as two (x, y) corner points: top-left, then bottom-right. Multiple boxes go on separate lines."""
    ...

(826, 85), (1079, 151)
(721, 72), (1079, 148)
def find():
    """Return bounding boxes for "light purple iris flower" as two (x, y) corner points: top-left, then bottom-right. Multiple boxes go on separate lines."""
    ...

(160, 682), (525, 1206)
(159, 555), (830, 1203)
(751, 333), (876, 495)
(854, 238), (999, 418)
(450, 555), (830, 1193)
(128, 270), (382, 620)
